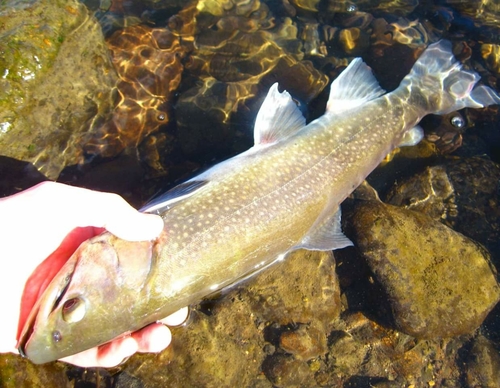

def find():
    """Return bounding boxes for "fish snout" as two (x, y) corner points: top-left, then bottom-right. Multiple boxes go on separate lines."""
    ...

(17, 253), (80, 363)
(18, 236), (123, 364)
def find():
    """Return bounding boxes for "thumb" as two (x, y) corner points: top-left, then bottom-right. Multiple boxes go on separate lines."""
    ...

(104, 210), (164, 242)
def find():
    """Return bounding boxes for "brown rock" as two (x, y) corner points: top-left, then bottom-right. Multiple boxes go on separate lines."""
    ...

(122, 250), (340, 387)
(0, 0), (118, 179)
(279, 324), (327, 361)
(466, 334), (500, 387)
(262, 354), (312, 388)
(351, 200), (500, 338)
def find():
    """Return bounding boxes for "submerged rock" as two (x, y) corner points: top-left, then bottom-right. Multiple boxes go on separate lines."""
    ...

(350, 199), (500, 338)
(0, 0), (118, 179)
(466, 334), (500, 387)
(279, 324), (327, 361)
(327, 311), (465, 387)
(387, 157), (500, 264)
(84, 24), (185, 160)
(262, 353), (312, 387)
(122, 250), (340, 387)
(173, 0), (328, 161)
(386, 164), (456, 221)
(0, 353), (69, 388)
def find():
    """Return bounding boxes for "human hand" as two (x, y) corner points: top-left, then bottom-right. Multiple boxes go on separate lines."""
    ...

(0, 181), (187, 367)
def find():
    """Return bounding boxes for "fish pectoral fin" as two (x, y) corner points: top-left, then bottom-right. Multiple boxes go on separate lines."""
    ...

(253, 83), (306, 145)
(140, 180), (208, 214)
(297, 207), (353, 251)
(398, 125), (424, 147)
(326, 58), (386, 115)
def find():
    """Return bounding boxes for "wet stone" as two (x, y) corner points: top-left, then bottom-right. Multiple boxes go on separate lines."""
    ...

(0, 0), (118, 179)
(262, 354), (312, 388)
(328, 329), (368, 375)
(386, 165), (456, 222)
(422, 111), (467, 154)
(337, 27), (370, 56)
(85, 24), (185, 164)
(243, 250), (341, 327)
(279, 324), (327, 361)
(0, 353), (70, 388)
(482, 43), (500, 75)
(122, 250), (340, 387)
(350, 199), (500, 338)
(465, 334), (500, 387)
(174, 1), (328, 161)
(386, 157), (500, 265)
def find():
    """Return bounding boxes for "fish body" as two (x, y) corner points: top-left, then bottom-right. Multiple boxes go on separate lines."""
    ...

(19, 41), (500, 363)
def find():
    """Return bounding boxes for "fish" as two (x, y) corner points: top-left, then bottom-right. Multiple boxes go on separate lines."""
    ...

(18, 40), (500, 364)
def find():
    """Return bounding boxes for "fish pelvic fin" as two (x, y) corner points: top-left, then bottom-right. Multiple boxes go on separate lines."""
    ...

(296, 207), (353, 251)
(400, 40), (500, 115)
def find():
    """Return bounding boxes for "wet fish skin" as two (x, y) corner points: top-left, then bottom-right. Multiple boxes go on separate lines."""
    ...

(19, 41), (500, 364)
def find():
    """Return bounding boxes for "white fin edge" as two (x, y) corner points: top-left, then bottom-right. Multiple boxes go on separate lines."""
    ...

(297, 207), (353, 251)
(326, 58), (386, 115)
(254, 83), (306, 145)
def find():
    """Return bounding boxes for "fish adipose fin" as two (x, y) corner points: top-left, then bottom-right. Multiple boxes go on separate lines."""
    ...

(326, 58), (386, 115)
(254, 83), (306, 145)
(400, 40), (500, 115)
(297, 207), (353, 251)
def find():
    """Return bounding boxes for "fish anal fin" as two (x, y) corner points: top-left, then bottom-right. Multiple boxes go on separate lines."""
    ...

(254, 83), (306, 145)
(327, 58), (386, 115)
(298, 207), (353, 251)
(398, 125), (424, 147)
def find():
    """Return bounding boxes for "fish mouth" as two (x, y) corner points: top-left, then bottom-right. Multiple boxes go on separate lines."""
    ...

(17, 257), (77, 363)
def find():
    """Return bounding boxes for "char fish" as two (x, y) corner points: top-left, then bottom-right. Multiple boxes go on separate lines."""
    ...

(18, 41), (500, 363)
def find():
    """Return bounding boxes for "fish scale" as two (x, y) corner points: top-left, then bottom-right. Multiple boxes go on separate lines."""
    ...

(19, 41), (500, 363)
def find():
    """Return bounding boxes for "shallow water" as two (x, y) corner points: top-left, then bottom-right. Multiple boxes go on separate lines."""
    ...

(1, 0), (500, 387)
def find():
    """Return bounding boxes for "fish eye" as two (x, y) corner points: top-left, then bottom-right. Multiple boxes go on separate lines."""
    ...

(450, 115), (465, 128)
(62, 297), (86, 323)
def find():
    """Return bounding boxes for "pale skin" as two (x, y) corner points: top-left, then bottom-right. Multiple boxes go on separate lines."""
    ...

(0, 181), (187, 368)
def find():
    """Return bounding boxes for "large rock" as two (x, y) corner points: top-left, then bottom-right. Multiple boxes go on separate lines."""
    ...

(350, 199), (500, 338)
(0, 0), (117, 179)
(386, 157), (500, 265)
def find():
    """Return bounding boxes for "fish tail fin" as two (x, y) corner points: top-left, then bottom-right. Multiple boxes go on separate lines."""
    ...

(400, 40), (500, 115)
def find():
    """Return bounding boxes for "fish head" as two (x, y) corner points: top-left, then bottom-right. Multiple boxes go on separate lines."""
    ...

(18, 232), (155, 364)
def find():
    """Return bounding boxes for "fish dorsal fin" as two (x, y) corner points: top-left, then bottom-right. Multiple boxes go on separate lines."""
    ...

(297, 206), (353, 251)
(326, 58), (386, 115)
(140, 180), (208, 214)
(254, 83), (306, 145)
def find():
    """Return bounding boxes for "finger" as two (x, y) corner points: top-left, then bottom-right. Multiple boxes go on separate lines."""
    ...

(95, 336), (138, 368)
(132, 323), (172, 353)
(60, 336), (138, 368)
(159, 307), (189, 326)
(59, 347), (99, 367)
(103, 208), (164, 242)
(62, 185), (164, 241)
